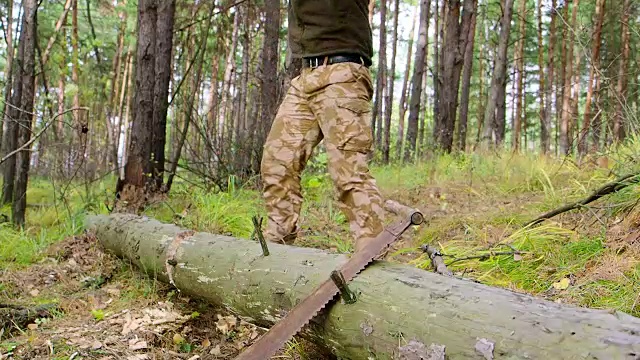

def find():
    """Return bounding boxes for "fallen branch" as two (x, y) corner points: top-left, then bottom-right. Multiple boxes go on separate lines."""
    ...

(0, 303), (57, 335)
(524, 172), (640, 227)
(445, 250), (526, 266)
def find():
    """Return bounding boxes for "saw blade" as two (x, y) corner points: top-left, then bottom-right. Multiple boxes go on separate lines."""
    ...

(235, 212), (423, 360)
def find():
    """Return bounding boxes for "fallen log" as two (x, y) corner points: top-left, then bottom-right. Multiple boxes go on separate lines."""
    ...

(86, 214), (640, 359)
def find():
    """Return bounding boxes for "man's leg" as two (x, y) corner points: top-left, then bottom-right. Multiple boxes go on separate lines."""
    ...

(310, 64), (386, 252)
(261, 78), (322, 244)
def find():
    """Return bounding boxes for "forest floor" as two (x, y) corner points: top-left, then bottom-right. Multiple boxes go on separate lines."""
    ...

(1, 144), (640, 359)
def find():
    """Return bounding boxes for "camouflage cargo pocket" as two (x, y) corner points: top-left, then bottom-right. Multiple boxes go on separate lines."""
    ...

(334, 98), (373, 153)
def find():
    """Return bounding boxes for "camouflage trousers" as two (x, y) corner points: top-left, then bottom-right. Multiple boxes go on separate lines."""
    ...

(260, 62), (386, 251)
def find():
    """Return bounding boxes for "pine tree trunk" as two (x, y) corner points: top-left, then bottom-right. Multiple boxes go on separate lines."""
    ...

(71, 0), (80, 129)
(218, 11), (240, 152)
(236, 7), (251, 147)
(396, 11), (417, 159)
(373, 0), (387, 150)
(0, 0), (14, 148)
(12, 0), (38, 227)
(513, 0), (526, 151)
(480, 0), (515, 148)
(106, 6), (127, 172)
(559, 0), (578, 155)
(256, 0), (281, 171)
(591, 68), (603, 152)
(432, 0), (440, 134)
(382, 0), (400, 164)
(613, 0), (631, 142)
(404, 0), (430, 162)
(151, 0), (176, 190)
(541, 0), (556, 155)
(207, 39), (220, 151)
(122, 0), (157, 193)
(570, 44), (581, 151)
(368, 0), (375, 25)
(474, 21), (486, 149)
(1, 4), (25, 205)
(457, 5), (477, 152)
(434, 0), (475, 152)
(120, 53), (134, 180)
(578, 0), (605, 156)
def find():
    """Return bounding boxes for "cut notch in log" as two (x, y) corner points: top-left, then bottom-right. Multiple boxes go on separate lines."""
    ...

(87, 214), (640, 360)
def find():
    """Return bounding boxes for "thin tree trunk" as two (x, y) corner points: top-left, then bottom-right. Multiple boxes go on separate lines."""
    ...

(218, 11), (240, 151)
(57, 63), (65, 142)
(373, 0), (387, 149)
(166, 5), (212, 193)
(613, 0), (631, 142)
(256, 0), (281, 172)
(236, 9), (251, 144)
(207, 41), (220, 150)
(71, 0), (81, 162)
(481, 0), (515, 148)
(106, 5), (128, 172)
(368, 0), (375, 25)
(457, 5), (477, 151)
(432, 0), (441, 136)
(570, 44), (582, 151)
(122, 0), (157, 192)
(382, 0), (400, 163)
(474, 23), (486, 149)
(513, 0), (526, 151)
(1, 3), (25, 205)
(559, 0), (578, 155)
(578, 0), (605, 156)
(591, 68), (603, 151)
(152, 0), (176, 190)
(542, 0), (556, 154)
(396, 10), (417, 159)
(535, 0), (546, 153)
(1, 0), (15, 149)
(404, 0), (430, 162)
(119, 52), (134, 180)
(12, 0), (38, 226)
(434, 0), (474, 152)
(417, 47), (429, 153)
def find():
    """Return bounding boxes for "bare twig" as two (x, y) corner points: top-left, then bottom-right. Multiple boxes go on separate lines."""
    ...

(0, 107), (88, 165)
(524, 172), (640, 227)
(420, 245), (453, 276)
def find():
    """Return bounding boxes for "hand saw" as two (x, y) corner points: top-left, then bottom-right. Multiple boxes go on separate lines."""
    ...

(235, 210), (424, 360)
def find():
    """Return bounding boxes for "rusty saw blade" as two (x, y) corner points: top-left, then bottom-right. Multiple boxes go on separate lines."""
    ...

(235, 211), (424, 360)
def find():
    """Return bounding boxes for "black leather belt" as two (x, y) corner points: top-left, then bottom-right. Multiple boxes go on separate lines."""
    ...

(303, 54), (371, 68)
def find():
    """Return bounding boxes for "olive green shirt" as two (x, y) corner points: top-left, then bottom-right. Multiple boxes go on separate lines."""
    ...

(287, 0), (373, 64)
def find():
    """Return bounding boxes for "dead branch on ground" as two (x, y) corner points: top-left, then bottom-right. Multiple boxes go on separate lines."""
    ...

(524, 172), (640, 227)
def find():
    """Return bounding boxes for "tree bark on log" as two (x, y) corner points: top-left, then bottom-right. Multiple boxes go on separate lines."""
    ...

(86, 214), (640, 359)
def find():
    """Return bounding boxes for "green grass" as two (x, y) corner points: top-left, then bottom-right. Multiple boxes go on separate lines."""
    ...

(1, 136), (639, 322)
